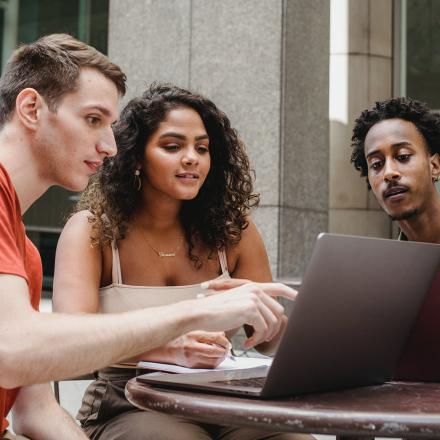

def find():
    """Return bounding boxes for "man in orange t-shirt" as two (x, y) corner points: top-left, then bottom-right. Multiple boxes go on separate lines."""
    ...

(0, 35), (295, 439)
(0, 163), (42, 437)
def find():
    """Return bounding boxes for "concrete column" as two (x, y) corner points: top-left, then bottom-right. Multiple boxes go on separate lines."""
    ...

(278, 0), (330, 277)
(329, 0), (394, 238)
(109, 0), (330, 278)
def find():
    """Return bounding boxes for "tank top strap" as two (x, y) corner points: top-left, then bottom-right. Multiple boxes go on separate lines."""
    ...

(217, 248), (229, 274)
(111, 240), (123, 284)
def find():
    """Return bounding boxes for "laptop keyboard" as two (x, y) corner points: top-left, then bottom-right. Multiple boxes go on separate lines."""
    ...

(212, 376), (266, 388)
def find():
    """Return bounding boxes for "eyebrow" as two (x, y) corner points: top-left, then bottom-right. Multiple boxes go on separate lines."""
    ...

(366, 141), (412, 159)
(158, 132), (209, 141)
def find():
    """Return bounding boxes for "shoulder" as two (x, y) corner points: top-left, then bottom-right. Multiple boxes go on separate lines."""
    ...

(65, 210), (94, 228)
(234, 217), (263, 250)
(58, 210), (99, 252)
(0, 165), (24, 272)
(53, 211), (108, 313)
(225, 217), (269, 273)
(0, 163), (18, 214)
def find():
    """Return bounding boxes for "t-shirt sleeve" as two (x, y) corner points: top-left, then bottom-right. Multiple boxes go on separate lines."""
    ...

(0, 178), (27, 280)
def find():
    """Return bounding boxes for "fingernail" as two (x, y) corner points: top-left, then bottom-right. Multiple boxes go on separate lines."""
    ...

(197, 293), (205, 299)
(200, 281), (210, 289)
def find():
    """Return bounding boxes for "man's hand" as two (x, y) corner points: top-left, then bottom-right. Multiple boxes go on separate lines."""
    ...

(167, 331), (228, 369)
(205, 278), (298, 299)
(194, 282), (296, 348)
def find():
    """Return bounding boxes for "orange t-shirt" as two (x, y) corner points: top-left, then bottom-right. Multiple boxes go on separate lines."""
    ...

(0, 163), (42, 434)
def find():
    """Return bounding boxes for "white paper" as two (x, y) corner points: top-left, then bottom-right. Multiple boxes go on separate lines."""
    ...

(137, 356), (272, 374)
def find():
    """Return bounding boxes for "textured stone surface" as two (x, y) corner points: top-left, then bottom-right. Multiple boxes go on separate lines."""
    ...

(278, 0), (330, 277)
(109, 0), (191, 104)
(329, 0), (393, 239)
(329, 209), (368, 237)
(282, 0), (330, 212)
(278, 208), (328, 277)
(329, 208), (390, 239)
(370, 0), (393, 57)
(348, 0), (369, 54)
(369, 56), (392, 108)
(367, 209), (392, 238)
(329, 117), (368, 210)
(251, 206), (279, 276)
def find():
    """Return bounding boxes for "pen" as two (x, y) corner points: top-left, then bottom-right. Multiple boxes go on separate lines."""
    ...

(197, 291), (236, 362)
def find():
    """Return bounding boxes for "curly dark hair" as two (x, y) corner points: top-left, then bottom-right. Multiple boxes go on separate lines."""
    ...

(351, 97), (440, 190)
(75, 83), (260, 267)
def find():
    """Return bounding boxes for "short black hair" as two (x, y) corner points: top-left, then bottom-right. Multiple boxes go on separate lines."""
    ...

(350, 97), (440, 189)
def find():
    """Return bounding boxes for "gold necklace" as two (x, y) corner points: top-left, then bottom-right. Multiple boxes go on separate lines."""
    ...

(134, 214), (185, 258)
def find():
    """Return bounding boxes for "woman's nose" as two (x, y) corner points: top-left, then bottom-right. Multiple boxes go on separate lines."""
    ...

(182, 148), (198, 165)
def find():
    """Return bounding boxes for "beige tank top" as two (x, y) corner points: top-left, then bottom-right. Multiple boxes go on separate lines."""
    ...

(99, 241), (231, 313)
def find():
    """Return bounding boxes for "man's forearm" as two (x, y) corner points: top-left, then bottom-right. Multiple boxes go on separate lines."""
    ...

(2, 277), (293, 388)
(1, 300), (200, 388)
(11, 383), (88, 440)
(22, 405), (89, 440)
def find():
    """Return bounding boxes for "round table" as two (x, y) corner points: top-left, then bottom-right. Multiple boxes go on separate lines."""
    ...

(126, 379), (440, 439)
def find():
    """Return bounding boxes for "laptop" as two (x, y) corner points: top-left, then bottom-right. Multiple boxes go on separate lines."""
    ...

(137, 233), (440, 398)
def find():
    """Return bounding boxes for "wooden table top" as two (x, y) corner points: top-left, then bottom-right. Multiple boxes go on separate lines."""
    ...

(126, 378), (440, 439)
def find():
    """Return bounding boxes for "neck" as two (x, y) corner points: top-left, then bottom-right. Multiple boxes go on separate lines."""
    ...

(397, 195), (440, 244)
(135, 186), (183, 231)
(0, 122), (50, 214)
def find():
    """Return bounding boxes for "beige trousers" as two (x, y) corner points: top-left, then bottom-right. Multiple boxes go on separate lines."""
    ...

(1, 430), (31, 440)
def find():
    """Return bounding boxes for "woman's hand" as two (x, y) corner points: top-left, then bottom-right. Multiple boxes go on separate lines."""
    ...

(167, 331), (229, 368)
(143, 331), (229, 369)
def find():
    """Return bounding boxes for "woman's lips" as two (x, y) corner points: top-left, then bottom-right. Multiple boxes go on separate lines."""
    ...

(176, 173), (199, 182)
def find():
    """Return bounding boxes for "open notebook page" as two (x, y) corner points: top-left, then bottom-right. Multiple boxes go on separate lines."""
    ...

(138, 357), (272, 374)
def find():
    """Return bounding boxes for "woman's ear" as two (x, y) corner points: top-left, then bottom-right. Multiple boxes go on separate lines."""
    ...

(15, 88), (45, 131)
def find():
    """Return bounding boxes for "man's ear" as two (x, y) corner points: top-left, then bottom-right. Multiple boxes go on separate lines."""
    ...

(15, 88), (45, 131)
(430, 153), (440, 181)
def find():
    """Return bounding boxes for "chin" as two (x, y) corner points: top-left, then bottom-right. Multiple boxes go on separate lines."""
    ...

(388, 207), (419, 222)
(61, 177), (90, 192)
(176, 191), (199, 200)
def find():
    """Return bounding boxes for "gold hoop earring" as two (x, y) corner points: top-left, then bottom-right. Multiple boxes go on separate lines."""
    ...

(134, 170), (141, 190)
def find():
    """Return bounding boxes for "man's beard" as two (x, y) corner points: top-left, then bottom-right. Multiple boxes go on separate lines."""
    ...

(389, 208), (418, 222)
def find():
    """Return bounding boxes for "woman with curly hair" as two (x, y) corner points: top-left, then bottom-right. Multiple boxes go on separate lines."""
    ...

(52, 84), (308, 440)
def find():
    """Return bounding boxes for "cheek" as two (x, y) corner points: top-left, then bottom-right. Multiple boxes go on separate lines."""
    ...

(368, 173), (383, 196)
(144, 154), (173, 182)
(203, 155), (211, 172)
